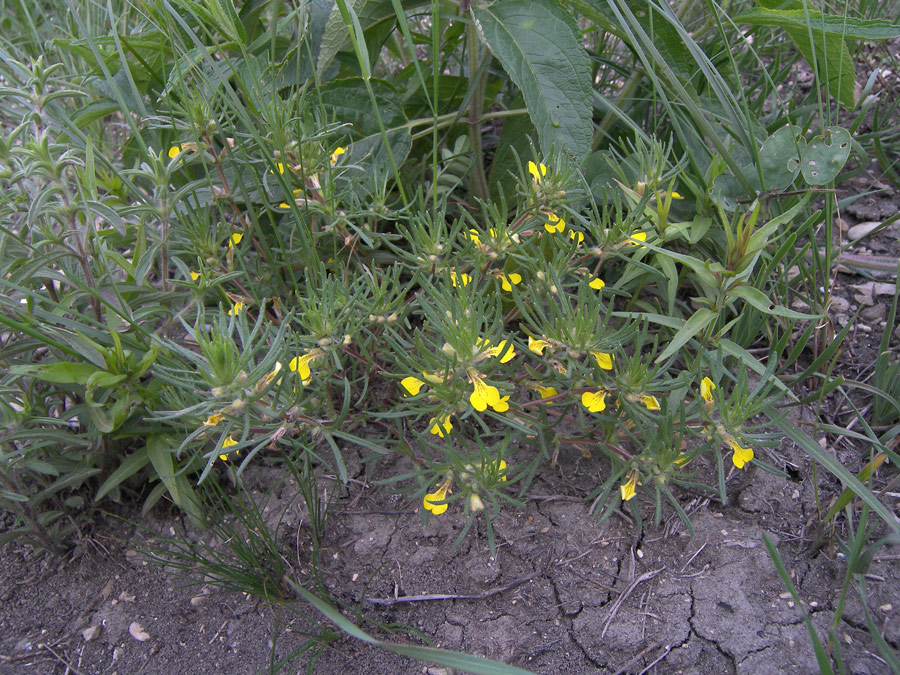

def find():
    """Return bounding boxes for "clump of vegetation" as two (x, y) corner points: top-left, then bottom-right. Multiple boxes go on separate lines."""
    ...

(1, 0), (898, 670)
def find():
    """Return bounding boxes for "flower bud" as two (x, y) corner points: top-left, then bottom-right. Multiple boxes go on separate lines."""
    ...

(468, 493), (485, 512)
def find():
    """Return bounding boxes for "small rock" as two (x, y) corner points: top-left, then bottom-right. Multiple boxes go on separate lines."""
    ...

(847, 221), (882, 240)
(81, 625), (102, 642)
(118, 591), (136, 603)
(830, 296), (850, 312)
(872, 282), (897, 297)
(190, 595), (206, 607)
(860, 305), (886, 322)
(129, 622), (151, 642)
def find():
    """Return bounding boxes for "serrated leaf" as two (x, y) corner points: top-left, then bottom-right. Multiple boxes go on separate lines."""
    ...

(317, 0), (368, 79)
(473, 0), (592, 163)
(736, 9), (900, 41)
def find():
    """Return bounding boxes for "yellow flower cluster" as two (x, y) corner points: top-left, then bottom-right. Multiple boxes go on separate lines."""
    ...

(699, 376), (754, 469)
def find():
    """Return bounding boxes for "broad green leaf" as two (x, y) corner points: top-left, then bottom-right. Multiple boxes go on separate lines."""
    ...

(736, 9), (900, 41)
(488, 102), (536, 200)
(473, 0), (592, 162)
(739, 7), (858, 107)
(319, 77), (406, 135)
(800, 126), (851, 185)
(758, 125), (805, 190)
(318, 0), (369, 79)
(656, 307), (717, 363)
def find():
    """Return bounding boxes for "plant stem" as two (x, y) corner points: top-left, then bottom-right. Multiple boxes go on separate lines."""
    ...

(466, 19), (490, 203)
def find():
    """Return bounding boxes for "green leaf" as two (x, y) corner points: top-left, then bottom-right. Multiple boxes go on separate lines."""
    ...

(739, 8), (858, 107)
(11, 362), (99, 385)
(736, 9), (900, 41)
(727, 285), (820, 319)
(285, 578), (536, 674)
(318, 0), (369, 79)
(800, 126), (851, 185)
(473, 0), (592, 162)
(768, 413), (900, 537)
(96, 448), (150, 500)
(656, 307), (717, 363)
(758, 125), (805, 191)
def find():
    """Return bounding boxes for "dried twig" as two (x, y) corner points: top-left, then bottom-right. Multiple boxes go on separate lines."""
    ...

(600, 568), (664, 638)
(364, 552), (551, 606)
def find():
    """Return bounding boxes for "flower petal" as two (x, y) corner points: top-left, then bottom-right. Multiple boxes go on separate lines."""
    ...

(700, 377), (716, 403)
(591, 351), (614, 370)
(528, 336), (548, 355)
(581, 389), (607, 413)
(423, 485), (448, 514)
(639, 395), (660, 411)
(400, 376), (425, 397)
(730, 441), (754, 469)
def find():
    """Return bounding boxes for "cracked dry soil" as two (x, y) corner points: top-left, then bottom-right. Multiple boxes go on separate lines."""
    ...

(2, 432), (899, 675)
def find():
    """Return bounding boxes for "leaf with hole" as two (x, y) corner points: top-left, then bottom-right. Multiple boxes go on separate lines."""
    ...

(758, 125), (805, 190)
(801, 126), (851, 185)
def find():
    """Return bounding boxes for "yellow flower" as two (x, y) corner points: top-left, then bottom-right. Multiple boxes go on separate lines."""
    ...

(536, 385), (558, 403)
(486, 339), (515, 363)
(330, 146), (346, 165)
(589, 275), (605, 290)
(259, 362), (283, 389)
(528, 161), (547, 184)
(670, 191), (683, 199)
(450, 271), (471, 287)
(203, 413), (223, 427)
(568, 230), (584, 244)
(400, 376), (425, 397)
(620, 471), (639, 502)
(700, 377), (716, 403)
(219, 435), (239, 462)
(730, 440), (754, 469)
(467, 229), (482, 245)
(626, 231), (647, 247)
(638, 394), (660, 411)
(469, 371), (503, 412)
(428, 414), (453, 437)
(544, 212), (565, 233)
(494, 459), (508, 481)
(278, 202), (290, 209)
(423, 479), (451, 515)
(288, 352), (318, 385)
(228, 232), (244, 251)
(581, 389), (607, 412)
(674, 452), (692, 467)
(528, 335), (549, 355)
(499, 273), (522, 291)
(272, 162), (285, 174)
(168, 142), (197, 159)
(492, 395), (510, 413)
(190, 270), (201, 281)
(591, 351), (614, 370)
(228, 301), (244, 316)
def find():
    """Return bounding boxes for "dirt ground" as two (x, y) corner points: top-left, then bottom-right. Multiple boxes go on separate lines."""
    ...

(3, 157), (900, 675)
